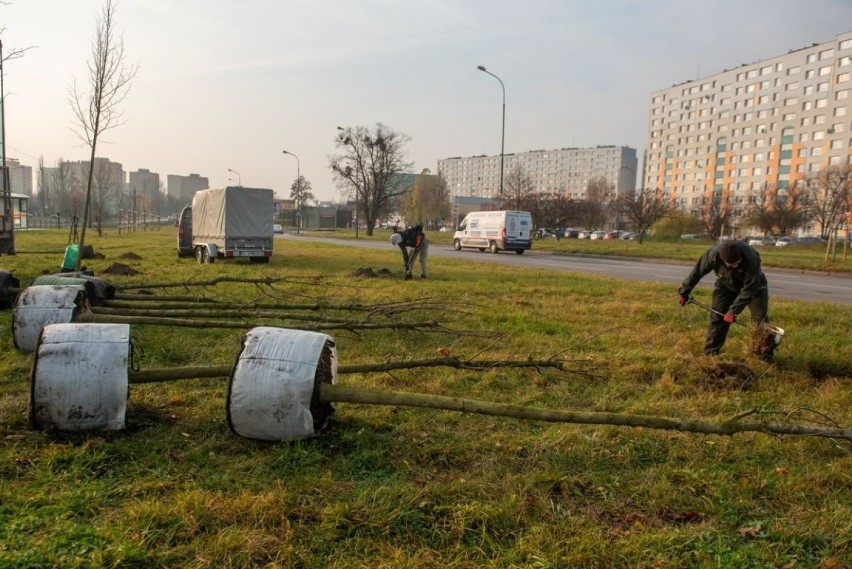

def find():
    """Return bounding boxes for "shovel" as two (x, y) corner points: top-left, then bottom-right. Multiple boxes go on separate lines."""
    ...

(685, 296), (785, 347)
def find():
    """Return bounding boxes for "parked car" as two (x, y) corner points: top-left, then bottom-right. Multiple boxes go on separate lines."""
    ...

(589, 230), (606, 240)
(775, 236), (795, 247)
(747, 236), (771, 246)
(577, 230), (591, 239)
(603, 231), (619, 240)
(796, 236), (825, 245)
(273, 224), (284, 234)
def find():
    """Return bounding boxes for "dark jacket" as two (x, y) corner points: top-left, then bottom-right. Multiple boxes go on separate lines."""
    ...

(678, 242), (767, 315)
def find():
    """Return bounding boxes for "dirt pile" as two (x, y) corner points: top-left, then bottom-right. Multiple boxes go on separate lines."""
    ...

(102, 263), (140, 276)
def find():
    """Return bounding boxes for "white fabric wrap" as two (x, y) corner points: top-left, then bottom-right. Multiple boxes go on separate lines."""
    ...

(13, 285), (85, 353)
(31, 323), (130, 431)
(228, 327), (337, 441)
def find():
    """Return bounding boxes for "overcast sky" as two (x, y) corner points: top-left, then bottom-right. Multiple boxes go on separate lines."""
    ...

(2, 1), (851, 201)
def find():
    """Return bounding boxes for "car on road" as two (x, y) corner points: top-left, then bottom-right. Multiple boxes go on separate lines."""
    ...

(273, 224), (284, 234)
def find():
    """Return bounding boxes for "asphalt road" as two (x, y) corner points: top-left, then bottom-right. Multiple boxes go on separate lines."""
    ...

(282, 234), (852, 305)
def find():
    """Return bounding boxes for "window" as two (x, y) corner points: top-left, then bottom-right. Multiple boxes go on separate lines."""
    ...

(801, 117), (811, 126)
(819, 65), (832, 76)
(831, 139), (843, 149)
(759, 94), (769, 104)
(841, 39), (852, 50)
(802, 101), (813, 111)
(815, 115), (826, 124)
(784, 113), (797, 121)
(816, 98), (828, 108)
(836, 89), (849, 99)
(804, 85), (815, 95)
(787, 66), (800, 75)
(807, 53), (817, 63)
(835, 107), (848, 117)
(841, 56), (852, 67)
(760, 65), (772, 75)
(818, 82), (829, 92)
(799, 132), (810, 142)
(838, 72), (851, 83)
(786, 82), (799, 91)
(811, 147), (823, 156)
(785, 97), (798, 106)
(820, 49), (834, 60)
(805, 69), (816, 79)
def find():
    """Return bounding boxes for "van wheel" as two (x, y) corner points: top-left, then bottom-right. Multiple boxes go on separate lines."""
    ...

(515, 249), (525, 255)
(453, 239), (462, 251)
(489, 241), (499, 254)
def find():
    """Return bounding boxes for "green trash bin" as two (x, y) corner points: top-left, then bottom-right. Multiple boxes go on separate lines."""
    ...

(62, 244), (80, 271)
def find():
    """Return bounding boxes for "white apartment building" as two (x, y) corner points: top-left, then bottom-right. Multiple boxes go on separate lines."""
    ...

(646, 30), (852, 211)
(438, 145), (638, 200)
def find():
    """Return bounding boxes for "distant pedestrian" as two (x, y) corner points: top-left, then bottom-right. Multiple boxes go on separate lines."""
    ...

(390, 224), (429, 280)
(677, 240), (772, 359)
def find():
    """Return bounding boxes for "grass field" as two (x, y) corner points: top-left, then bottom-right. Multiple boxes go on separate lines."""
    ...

(1, 229), (850, 568)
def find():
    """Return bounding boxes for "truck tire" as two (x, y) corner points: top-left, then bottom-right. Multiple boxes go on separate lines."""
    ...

(489, 241), (499, 254)
(515, 249), (525, 255)
(195, 246), (204, 264)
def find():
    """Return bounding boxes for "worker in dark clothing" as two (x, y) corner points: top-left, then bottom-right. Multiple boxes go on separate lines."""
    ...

(390, 224), (429, 280)
(677, 240), (771, 358)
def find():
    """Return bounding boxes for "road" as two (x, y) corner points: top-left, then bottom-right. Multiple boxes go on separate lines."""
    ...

(282, 234), (852, 305)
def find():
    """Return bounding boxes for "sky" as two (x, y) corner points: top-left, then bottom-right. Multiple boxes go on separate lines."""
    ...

(2, 0), (851, 202)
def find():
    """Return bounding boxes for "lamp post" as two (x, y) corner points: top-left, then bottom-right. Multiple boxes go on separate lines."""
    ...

(477, 65), (505, 198)
(227, 168), (242, 187)
(282, 150), (301, 234)
(336, 126), (359, 238)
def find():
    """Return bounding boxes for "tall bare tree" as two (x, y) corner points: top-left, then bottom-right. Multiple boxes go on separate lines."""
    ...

(804, 165), (851, 240)
(614, 187), (674, 244)
(68, 0), (137, 267)
(330, 123), (412, 236)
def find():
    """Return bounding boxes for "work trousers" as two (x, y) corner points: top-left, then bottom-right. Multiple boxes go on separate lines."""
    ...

(704, 284), (769, 355)
(405, 238), (429, 277)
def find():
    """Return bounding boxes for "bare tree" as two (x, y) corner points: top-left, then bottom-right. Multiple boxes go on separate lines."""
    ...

(90, 158), (121, 236)
(614, 187), (674, 244)
(51, 159), (78, 218)
(803, 165), (851, 240)
(330, 123), (413, 236)
(743, 182), (808, 238)
(697, 185), (734, 240)
(68, 0), (137, 267)
(574, 176), (610, 230)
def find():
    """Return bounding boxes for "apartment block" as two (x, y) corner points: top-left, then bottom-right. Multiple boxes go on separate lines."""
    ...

(167, 173), (209, 203)
(646, 30), (852, 211)
(438, 146), (638, 200)
(128, 168), (161, 207)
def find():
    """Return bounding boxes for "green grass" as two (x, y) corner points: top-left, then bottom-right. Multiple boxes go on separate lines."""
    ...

(0, 229), (850, 568)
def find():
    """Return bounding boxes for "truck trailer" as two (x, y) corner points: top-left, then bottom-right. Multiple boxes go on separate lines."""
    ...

(178, 186), (274, 264)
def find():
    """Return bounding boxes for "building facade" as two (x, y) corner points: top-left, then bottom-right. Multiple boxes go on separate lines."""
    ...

(438, 146), (638, 201)
(6, 159), (33, 196)
(646, 30), (852, 212)
(167, 173), (209, 204)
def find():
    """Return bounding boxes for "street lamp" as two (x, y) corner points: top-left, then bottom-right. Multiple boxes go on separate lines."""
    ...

(477, 65), (506, 198)
(336, 126), (359, 238)
(282, 150), (301, 234)
(227, 168), (242, 187)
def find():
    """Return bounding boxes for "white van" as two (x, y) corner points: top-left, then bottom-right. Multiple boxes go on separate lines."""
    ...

(452, 210), (533, 254)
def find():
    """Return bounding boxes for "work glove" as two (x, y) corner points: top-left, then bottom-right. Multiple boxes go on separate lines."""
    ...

(723, 312), (736, 324)
(677, 295), (688, 307)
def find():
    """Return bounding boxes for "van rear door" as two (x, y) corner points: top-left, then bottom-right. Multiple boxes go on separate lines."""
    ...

(177, 205), (193, 257)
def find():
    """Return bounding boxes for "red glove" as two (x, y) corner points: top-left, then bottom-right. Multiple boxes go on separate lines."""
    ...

(723, 312), (736, 324)
(678, 295), (688, 306)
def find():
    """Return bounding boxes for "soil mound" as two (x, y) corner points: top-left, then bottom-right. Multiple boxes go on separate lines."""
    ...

(117, 252), (143, 260)
(102, 262), (140, 276)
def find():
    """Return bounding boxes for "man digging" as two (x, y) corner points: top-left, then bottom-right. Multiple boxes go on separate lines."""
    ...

(677, 240), (776, 362)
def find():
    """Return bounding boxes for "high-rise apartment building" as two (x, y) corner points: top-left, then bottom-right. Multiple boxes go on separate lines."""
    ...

(167, 173), (209, 203)
(128, 168), (160, 207)
(646, 30), (852, 211)
(438, 146), (638, 200)
(5, 158), (33, 196)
